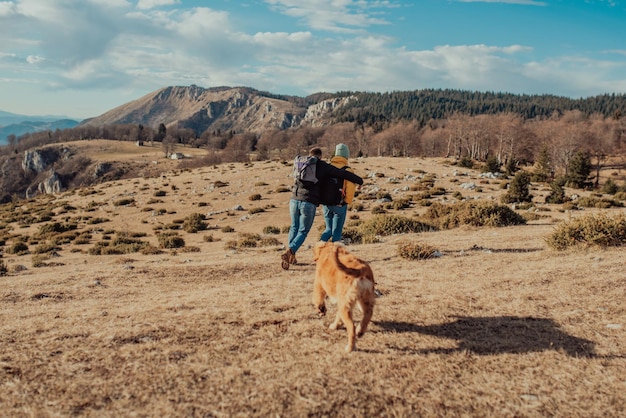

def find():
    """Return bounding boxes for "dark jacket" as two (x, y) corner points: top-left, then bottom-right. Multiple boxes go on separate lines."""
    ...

(291, 159), (364, 206)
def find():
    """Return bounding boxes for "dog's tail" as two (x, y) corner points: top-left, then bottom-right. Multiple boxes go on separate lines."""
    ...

(333, 245), (372, 283)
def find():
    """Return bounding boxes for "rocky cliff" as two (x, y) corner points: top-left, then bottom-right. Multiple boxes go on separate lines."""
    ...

(82, 86), (352, 135)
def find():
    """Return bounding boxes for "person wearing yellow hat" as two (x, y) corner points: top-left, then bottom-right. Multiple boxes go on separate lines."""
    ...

(319, 143), (359, 243)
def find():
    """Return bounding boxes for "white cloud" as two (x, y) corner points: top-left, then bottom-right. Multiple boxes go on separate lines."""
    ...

(0, 1), (16, 16)
(26, 55), (44, 64)
(136, 0), (179, 10)
(264, 0), (393, 32)
(456, 0), (547, 5)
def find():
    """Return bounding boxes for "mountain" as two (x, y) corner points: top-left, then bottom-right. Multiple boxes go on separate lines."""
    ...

(81, 85), (350, 135)
(0, 119), (79, 144)
(0, 110), (74, 126)
(80, 85), (626, 137)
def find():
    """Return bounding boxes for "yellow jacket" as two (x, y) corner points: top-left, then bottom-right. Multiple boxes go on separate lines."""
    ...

(329, 155), (357, 204)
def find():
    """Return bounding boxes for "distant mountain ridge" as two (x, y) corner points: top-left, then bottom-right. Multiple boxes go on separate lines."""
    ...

(81, 85), (626, 137)
(81, 85), (351, 135)
(0, 119), (79, 144)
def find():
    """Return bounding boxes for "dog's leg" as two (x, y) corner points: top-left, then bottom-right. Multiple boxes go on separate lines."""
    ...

(356, 297), (375, 337)
(312, 280), (327, 316)
(337, 303), (356, 353)
(329, 311), (342, 330)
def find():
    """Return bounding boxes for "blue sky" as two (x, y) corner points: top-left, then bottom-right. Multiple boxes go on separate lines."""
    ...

(0, 0), (625, 120)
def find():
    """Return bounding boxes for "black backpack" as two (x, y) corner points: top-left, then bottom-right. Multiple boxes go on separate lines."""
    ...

(319, 166), (348, 206)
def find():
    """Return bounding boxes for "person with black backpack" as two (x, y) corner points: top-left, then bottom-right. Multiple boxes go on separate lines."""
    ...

(319, 143), (359, 243)
(282, 147), (364, 270)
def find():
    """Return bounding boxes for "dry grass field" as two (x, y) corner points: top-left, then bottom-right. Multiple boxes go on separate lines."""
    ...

(1, 140), (625, 417)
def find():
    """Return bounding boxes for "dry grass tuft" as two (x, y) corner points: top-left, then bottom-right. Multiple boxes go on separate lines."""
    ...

(546, 213), (626, 250)
(423, 201), (526, 229)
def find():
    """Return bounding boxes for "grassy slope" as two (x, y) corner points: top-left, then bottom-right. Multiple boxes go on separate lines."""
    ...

(0, 141), (625, 417)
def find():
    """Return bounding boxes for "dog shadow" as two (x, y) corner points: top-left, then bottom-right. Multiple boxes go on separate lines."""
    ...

(376, 316), (596, 357)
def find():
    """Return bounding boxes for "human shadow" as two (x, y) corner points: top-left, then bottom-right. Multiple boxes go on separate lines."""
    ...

(376, 316), (596, 357)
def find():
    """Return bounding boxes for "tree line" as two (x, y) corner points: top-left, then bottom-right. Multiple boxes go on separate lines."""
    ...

(1, 88), (625, 196)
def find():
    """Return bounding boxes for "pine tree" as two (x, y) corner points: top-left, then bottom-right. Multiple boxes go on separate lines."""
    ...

(501, 171), (533, 203)
(533, 145), (552, 182)
(566, 151), (592, 189)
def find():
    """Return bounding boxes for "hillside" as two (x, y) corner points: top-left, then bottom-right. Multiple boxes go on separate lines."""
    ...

(81, 85), (332, 136)
(0, 146), (625, 416)
(80, 85), (626, 138)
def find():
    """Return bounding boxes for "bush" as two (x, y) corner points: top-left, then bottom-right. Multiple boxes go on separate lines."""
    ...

(601, 178), (619, 195)
(545, 180), (568, 204)
(182, 213), (207, 233)
(158, 233), (186, 249)
(501, 171), (532, 204)
(6, 241), (29, 255)
(88, 234), (148, 255)
(113, 198), (135, 206)
(459, 156), (474, 169)
(38, 222), (77, 237)
(482, 157), (501, 174)
(546, 213), (626, 250)
(360, 215), (435, 237)
(423, 201), (526, 229)
(398, 242), (440, 260)
(263, 226), (281, 234)
(576, 197), (622, 209)
(249, 194), (262, 201)
(0, 260), (7, 276)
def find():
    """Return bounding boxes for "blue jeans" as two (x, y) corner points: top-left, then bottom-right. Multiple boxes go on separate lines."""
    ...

(320, 204), (348, 243)
(288, 199), (317, 253)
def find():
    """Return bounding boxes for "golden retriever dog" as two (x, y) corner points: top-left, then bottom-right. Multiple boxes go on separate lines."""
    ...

(312, 241), (376, 353)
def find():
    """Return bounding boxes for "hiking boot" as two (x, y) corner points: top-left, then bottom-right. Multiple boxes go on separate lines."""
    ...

(281, 248), (295, 270)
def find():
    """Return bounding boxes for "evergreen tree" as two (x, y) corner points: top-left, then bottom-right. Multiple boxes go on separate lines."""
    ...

(532, 145), (552, 182)
(501, 171), (533, 203)
(566, 151), (592, 189)
(545, 178), (567, 204)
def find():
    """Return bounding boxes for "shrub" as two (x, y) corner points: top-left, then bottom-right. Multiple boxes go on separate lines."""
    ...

(33, 241), (60, 254)
(577, 196), (622, 209)
(602, 178), (620, 195)
(248, 207), (265, 214)
(203, 234), (219, 242)
(263, 226), (281, 234)
(459, 156), (474, 168)
(482, 157), (501, 174)
(0, 260), (7, 276)
(249, 194), (262, 201)
(113, 198), (135, 206)
(158, 233), (186, 249)
(6, 241), (29, 255)
(38, 222), (77, 237)
(397, 242), (439, 260)
(182, 213), (207, 233)
(371, 206), (386, 214)
(545, 180), (568, 204)
(360, 215), (435, 237)
(546, 213), (626, 250)
(501, 171), (532, 204)
(140, 245), (162, 255)
(422, 201), (526, 229)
